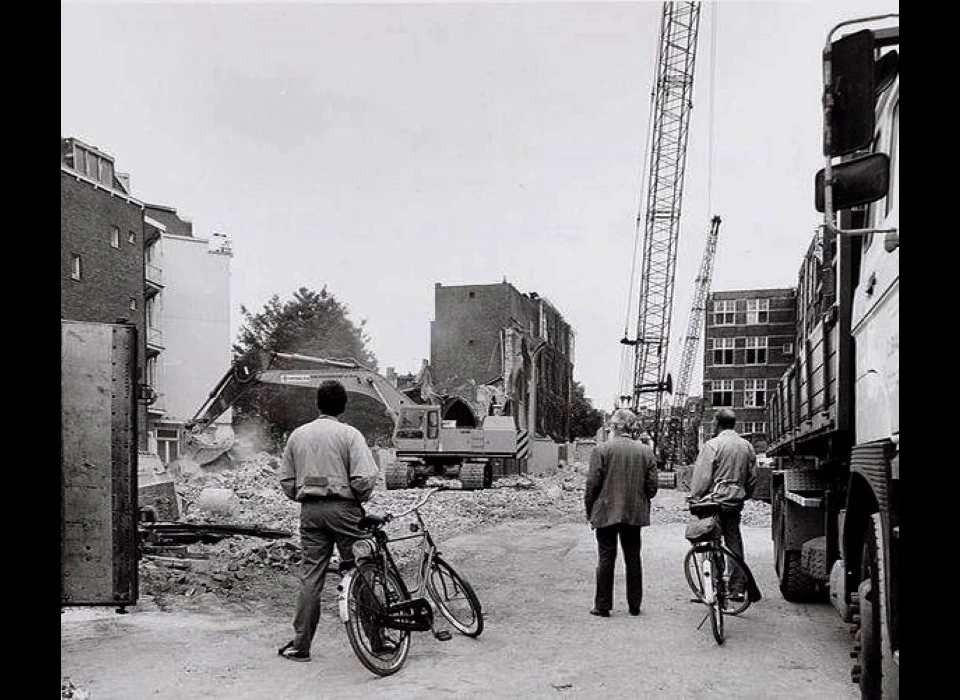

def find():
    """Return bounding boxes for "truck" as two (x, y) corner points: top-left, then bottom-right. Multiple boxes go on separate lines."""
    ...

(61, 319), (141, 610)
(61, 320), (295, 611)
(764, 14), (898, 699)
(185, 349), (531, 490)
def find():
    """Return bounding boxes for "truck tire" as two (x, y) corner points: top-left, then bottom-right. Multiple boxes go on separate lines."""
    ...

(460, 463), (491, 491)
(384, 463), (411, 490)
(778, 549), (821, 602)
(773, 488), (821, 602)
(855, 514), (889, 699)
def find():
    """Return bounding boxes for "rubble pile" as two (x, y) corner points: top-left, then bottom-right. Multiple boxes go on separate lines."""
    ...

(138, 452), (771, 611)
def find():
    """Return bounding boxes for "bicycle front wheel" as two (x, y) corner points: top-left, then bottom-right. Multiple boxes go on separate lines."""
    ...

(343, 561), (411, 676)
(427, 555), (483, 637)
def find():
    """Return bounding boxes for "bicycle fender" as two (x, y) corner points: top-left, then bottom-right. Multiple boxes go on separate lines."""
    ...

(337, 569), (356, 623)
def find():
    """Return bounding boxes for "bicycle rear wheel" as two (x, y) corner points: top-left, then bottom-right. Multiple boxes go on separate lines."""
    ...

(707, 551), (725, 645)
(343, 561), (411, 676)
(683, 546), (708, 603)
(427, 555), (483, 637)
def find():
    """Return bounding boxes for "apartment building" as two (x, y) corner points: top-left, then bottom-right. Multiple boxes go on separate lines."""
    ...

(701, 288), (797, 452)
(61, 137), (148, 448)
(430, 281), (575, 442)
(60, 137), (233, 465)
(142, 205), (233, 464)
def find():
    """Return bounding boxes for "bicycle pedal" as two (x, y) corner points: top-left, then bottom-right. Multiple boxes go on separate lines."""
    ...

(433, 630), (453, 642)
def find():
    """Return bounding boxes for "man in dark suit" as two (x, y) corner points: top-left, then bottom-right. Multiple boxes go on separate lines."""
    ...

(584, 408), (659, 617)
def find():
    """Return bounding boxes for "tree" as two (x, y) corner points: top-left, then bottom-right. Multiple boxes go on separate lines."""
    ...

(568, 381), (605, 439)
(231, 287), (393, 450)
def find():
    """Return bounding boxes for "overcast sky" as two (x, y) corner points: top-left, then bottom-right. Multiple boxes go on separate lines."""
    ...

(61, 0), (898, 412)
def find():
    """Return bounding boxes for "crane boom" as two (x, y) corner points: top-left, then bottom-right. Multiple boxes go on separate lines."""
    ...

(663, 214), (720, 469)
(673, 214), (720, 407)
(624, 1), (702, 450)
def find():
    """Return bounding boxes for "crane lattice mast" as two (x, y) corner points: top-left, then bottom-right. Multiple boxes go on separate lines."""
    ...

(664, 214), (721, 468)
(621, 1), (702, 449)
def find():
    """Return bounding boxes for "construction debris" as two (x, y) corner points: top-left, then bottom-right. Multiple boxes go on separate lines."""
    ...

(137, 451), (770, 611)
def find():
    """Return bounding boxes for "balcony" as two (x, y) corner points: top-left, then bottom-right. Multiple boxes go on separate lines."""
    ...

(147, 326), (164, 352)
(145, 262), (163, 296)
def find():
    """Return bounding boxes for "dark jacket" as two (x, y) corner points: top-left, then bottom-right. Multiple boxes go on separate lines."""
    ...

(584, 437), (659, 529)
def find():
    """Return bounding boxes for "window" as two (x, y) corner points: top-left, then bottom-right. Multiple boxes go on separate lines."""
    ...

(746, 298), (769, 324)
(129, 298), (137, 311)
(111, 226), (121, 248)
(127, 230), (136, 245)
(711, 337), (735, 365)
(156, 428), (180, 465)
(745, 337), (768, 364)
(70, 254), (82, 280)
(145, 296), (157, 329)
(712, 300), (735, 326)
(742, 421), (766, 436)
(710, 380), (734, 407)
(744, 379), (767, 407)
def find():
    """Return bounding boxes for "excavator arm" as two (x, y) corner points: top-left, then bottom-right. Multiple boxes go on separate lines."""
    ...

(187, 350), (426, 435)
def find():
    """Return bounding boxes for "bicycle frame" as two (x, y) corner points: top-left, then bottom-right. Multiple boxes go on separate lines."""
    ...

(337, 489), (444, 633)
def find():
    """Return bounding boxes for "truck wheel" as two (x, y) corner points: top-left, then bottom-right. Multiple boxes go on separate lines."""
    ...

(778, 549), (820, 602)
(384, 463), (411, 490)
(855, 516), (885, 699)
(775, 501), (820, 602)
(459, 463), (487, 491)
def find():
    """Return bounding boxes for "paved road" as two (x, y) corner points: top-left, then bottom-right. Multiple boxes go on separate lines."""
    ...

(61, 519), (859, 700)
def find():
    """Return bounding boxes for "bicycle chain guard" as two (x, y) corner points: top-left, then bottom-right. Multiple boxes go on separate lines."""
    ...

(381, 596), (434, 632)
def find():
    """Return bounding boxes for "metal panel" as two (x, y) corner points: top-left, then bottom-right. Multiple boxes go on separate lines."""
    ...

(61, 321), (139, 607)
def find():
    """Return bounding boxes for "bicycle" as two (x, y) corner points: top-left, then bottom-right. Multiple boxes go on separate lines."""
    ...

(682, 498), (758, 645)
(337, 487), (483, 676)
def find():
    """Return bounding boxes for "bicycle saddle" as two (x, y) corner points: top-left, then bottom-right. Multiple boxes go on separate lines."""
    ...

(687, 500), (723, 518)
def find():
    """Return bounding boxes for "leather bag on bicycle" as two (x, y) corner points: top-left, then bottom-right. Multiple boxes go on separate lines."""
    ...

(684, 513), (721, 543)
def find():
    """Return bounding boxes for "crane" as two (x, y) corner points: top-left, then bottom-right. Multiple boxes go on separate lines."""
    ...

(663, 214), (721, 470)
(619, 1), (702, 455)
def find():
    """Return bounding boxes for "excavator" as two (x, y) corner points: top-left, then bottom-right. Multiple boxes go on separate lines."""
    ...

(183, 349), (528, 490)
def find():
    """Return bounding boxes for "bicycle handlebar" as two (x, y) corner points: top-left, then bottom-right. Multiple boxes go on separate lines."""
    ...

(372, 487), (443, 525)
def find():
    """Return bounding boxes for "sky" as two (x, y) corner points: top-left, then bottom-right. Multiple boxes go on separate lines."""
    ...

(61, 0), (898, 412)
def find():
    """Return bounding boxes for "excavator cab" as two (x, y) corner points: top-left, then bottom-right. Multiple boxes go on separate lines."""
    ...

(393, 406), (440, 450)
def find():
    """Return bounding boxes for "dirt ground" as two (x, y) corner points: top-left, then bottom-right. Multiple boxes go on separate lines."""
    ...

(61, 488), (859, 700)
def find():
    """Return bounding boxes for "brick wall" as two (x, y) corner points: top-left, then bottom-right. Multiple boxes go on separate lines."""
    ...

(701, 287), (797, 453)
(61, 170), (147, 445)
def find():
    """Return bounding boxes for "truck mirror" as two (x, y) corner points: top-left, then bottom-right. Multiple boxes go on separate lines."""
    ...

(815, 152), (890, 213)
(825, 29), (876, 157)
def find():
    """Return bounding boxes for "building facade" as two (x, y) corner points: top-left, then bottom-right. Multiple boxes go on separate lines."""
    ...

(61, 137), (149, 448)
(701, 288), (797, 453)
(142, 205), (233, 464)
(61, 136), (233, 465)
(430, 281), (575, 442)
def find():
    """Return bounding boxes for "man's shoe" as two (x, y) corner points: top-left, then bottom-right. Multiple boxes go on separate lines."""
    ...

(589, 608), (610, 617)
(629, 607), (641, 616)
(278, 641), (311, 662)
(371, 638), (398, 654)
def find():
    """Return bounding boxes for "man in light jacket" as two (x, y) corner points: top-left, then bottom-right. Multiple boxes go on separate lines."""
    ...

(277, 379), (380, 662)
(690, 407), (759, 601)
(584, 408), (659, 617)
